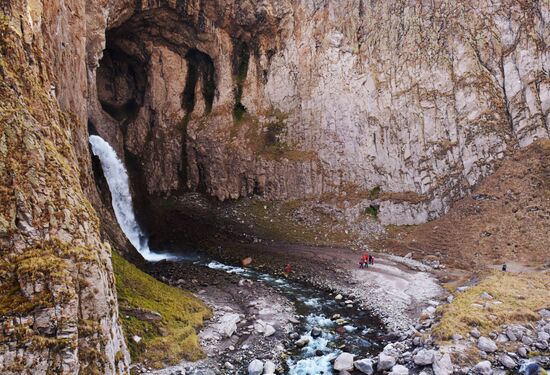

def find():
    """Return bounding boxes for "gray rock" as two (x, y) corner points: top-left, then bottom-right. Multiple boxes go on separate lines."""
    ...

(295, 338), (309, 348)
(496, 334), (508, 343)
(470, 328), (481, 338)
(537, 331), (550, 342)
(517, 346), (528, 358)
(378, 353), (397, 371)
(472, 360), (492, 375)
(413, 349), (436, 365)
(480, 292), (493, 300)
(220, 313), (240, 338)
(389, 364), (409, 375)
(477, 337), (497, 352)
(534, 341), (548, 350)
(311, 326), (322, 338)
(334, 352), (355, 371)
(432, 353), (453, 375)
(264, 325), (276, 337)
(248, 359), (264, 375)
(498, 354), (516, 369)
(522, 335), (533, 345)
(263, 360), (276, 374)
(354, 358), (374, 375)
(539, 309), (550, 319)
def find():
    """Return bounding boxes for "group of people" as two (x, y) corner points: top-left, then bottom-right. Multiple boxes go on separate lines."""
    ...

(359, 252), (374, 269)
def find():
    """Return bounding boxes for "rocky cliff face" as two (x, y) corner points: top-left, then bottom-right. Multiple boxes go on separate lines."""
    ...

(0, 1), (129, 374)
(88, 0), (549, 225)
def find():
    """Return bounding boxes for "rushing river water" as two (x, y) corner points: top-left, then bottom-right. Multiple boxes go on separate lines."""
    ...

(203, 259), (387, 374)
(90, 134), (388, 374)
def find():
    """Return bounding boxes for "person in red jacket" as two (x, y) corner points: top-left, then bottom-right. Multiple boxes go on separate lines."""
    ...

(284, 263), (292, 275)
(360, 253), (369, 269)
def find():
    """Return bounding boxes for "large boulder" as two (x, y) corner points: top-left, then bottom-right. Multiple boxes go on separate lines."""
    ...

(354, 358), (374, 375)
(432, 353), (453, 375)
(413, 349), (436, 365)
(334, 352), (355, 371)
(477, 336), (497, 353)
(248, 359), (264, 375)
(378, 353), (397, 371)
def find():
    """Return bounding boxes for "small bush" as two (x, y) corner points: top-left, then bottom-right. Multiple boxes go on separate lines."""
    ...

(364, 204), (379, 218)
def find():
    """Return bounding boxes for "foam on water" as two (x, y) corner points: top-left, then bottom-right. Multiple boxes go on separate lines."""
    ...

(89, 135), (175, 262)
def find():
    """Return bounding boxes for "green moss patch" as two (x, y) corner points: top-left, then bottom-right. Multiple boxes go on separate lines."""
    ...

(112, 252), (211, 368)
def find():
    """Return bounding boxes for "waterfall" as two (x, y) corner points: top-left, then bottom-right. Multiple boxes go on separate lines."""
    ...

(89, 135), (173, 261)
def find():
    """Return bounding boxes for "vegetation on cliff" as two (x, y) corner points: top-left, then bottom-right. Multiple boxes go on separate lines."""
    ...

(112, 252), (211, 368)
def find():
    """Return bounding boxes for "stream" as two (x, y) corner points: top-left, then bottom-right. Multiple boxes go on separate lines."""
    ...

(190, 254), (386, 374)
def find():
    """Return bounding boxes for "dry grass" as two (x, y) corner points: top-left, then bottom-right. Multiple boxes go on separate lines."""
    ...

(433, 270), (550, 341)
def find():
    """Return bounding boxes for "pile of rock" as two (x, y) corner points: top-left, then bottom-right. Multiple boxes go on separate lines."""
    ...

(449, 308), (550, 374)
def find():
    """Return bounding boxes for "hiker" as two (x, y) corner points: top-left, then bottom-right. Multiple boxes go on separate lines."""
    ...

(502, 263), (507, 272)
(359, 253), (369, 269)
(368, 254), (374, 265)
(284, 263), (292, 275)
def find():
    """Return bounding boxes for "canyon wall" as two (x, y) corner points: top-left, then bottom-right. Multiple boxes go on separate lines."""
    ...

(0, 1), (129, 374)
(89, 0), (550, 225)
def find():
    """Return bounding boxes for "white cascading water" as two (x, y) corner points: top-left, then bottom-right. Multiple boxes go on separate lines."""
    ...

(89, 135), (173, 262)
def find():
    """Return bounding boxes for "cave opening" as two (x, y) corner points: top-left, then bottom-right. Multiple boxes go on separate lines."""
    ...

(96, 47), (146, 124)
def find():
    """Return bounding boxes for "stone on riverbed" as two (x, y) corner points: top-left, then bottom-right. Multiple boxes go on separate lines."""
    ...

(263, 360), (276, 374)
(311, 326), (322, 338)
(220, 313), (241, 338)
(432, 353), (453, 375)
(498, 354), (516, 369)
(378, 353), (397, 370)
(389, 364), (409, 375)
(472, 360), (492, 375)
(264, 324), (276, 337)
(334, 352), (355, 371)
(354, 358), (374, 375)
(413, 349), (435, 365)
(295, 337), (309, 348)
(248, 359), (263, 375)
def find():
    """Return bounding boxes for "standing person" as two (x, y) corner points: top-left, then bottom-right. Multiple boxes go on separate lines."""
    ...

(368, 254), (373, 265)
(502, 264), (507, 272)
(360, 253), (369, 269)
(285, 263), (292, 274)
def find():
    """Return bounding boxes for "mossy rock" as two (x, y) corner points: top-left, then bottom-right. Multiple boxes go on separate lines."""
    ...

(112, 252), (211, 368)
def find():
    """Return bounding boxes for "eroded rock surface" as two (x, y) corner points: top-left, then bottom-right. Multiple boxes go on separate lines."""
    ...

(87, 1), (549, 225)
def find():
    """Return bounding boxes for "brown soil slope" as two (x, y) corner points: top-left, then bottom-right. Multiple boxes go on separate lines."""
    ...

(377, 140), (550, 270)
